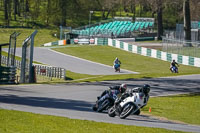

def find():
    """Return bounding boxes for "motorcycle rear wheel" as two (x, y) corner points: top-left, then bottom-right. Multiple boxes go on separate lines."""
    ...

(92, 104), (97, 111)
(97, 99), (110, 112)
(108, 106), (116, 117)
(119, 103), (135, 119)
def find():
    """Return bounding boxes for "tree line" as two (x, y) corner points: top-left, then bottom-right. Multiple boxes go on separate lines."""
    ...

(0, 0), (200, 40)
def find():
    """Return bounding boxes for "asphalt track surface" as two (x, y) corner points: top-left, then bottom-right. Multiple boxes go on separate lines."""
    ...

(0, 75), (200, 132)
(1, 47), (200, 132)
(7, 47), (138, 75)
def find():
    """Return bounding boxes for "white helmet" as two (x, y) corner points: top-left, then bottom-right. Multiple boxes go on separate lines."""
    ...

(120, 84), (127, 93)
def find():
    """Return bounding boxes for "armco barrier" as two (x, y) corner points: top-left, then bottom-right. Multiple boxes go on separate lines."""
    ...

(99, 38), (200, 68)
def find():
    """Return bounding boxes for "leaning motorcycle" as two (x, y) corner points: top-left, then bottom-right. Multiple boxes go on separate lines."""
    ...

(92, 90), (116, 112)
(108, 91), (148, 119)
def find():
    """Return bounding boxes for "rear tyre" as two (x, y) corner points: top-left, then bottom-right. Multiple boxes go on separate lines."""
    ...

(97, 99), (110, 112)
(92, 104), (97, 111)
(108, 106), (116, 117)
(119, 103), (135, 119)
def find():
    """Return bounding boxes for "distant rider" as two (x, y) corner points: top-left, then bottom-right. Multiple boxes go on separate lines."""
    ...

(113, 57), (121, 72)
(170, 60), (179, 73)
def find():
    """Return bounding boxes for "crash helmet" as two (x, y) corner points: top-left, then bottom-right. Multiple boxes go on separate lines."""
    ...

(142, 84), (150, 95)
(120, 84), (127, 93)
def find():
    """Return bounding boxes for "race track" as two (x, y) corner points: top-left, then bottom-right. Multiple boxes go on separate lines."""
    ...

(5, 47), (138, 75)
(0, 75), (200, 132)
(1, 46), (200, 132)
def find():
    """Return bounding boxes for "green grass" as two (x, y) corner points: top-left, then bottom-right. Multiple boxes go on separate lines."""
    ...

(143, 93), (200, 125)
(52, 45), (200, 82)
(0, 109), (185, 133)
(0, 28), (58, 47)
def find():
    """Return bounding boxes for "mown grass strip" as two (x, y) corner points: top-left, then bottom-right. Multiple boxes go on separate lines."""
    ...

(53, 45), (200, 79)
(142, 93), (200, 125)
(0, 109), (185, 133)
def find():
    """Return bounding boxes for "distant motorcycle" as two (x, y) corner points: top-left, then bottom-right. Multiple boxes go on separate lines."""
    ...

(108, 91), (149, 119)
(114, 64), (120, 72)
(92, 90), (116, 112)
(171, 66), (178, 73)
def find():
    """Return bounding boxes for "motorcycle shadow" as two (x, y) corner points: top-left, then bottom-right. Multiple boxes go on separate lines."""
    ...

(125, 114), (178, 124)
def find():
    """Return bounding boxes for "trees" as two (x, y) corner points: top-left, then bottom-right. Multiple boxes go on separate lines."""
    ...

(4, 0), (8, 25)
(156, 0), (163, 40)
(183, 0), (191, 41)
(0, 0), (199, 30)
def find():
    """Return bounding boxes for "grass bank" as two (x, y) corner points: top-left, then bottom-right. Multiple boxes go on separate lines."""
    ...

(0, 109), (185, 133)
(143, 93), (200, 125)
(0, 28), (58, 47)
(52, 45), (200, 82)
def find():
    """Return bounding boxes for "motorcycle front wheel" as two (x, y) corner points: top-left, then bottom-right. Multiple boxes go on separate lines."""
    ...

(119, 103), (135, 119)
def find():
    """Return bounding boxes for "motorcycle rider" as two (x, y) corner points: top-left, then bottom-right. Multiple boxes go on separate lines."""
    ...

(113, 57), (121, 72)
(115, 84), (151, 108)
(96, 84), (127, 108)
(170, 60), (179, 73)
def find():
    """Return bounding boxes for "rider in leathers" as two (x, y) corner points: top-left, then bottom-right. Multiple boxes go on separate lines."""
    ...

(97, 84), (127, 107)
(114, 84), (150, 110)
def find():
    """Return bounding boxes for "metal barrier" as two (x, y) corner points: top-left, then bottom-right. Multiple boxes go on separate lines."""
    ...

(0, 32), (20, 84)
(1, 55), (66, 79)
(34, 65), (66, 79)
(20, 30), (37, 83)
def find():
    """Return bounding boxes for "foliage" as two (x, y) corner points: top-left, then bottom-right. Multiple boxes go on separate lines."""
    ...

(0, 0), (199, 29)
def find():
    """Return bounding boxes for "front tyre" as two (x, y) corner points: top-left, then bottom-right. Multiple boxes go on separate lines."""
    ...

(108, 106), (116, 117)
(119, 103), (135, 119)
(133, 109), (140, 115)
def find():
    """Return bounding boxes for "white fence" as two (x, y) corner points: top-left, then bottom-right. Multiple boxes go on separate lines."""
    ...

(1, 55), (66, 79)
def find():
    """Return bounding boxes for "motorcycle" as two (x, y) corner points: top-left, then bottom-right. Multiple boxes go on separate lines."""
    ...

(114, 64), (120, 72)
(92, 90), (117, 112)
(171, 66), (178, 73)
(108, 91), (148, 119)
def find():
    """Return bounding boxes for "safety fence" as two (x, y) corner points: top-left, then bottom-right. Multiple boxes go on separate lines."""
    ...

(1, 55), (66, 79)
(162, 37), (200, 58)
(34, 64), (66, 79)
(42, 38), (200, 68)
(105, 38), (200, 67)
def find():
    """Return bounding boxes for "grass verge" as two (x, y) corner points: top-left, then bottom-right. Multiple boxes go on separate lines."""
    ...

(142, 93), (200, 125)
(52, 45), (200, 82)
(0, 28), (58, 47)
(0, 109), (185, 133)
